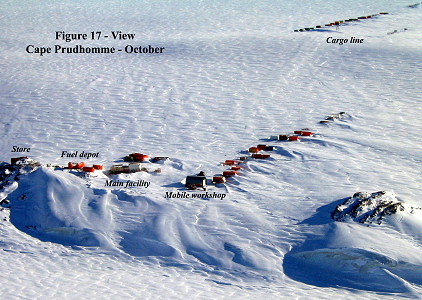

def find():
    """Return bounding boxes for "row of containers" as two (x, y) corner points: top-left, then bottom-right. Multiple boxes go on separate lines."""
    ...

(184, 112), (348, 190)
(8, 157), (104, 173)
(294, 12), (389, 32)
(8, 153), (164, 175)
(9, 113), (345, 184)
(66, 153), (165, 175)
(184, 130), (315, 190)
(109, 153), (164, 174)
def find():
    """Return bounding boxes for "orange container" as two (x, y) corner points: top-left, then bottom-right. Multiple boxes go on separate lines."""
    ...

(249, 147), (259, 153)
(75, 162), (85, 169)
(288, 136), (300, 141)
(93, 165), (103, 170)
(82, 167), (95, 172)
(224, 160), (237, 165)
(231, 166), (241, 171)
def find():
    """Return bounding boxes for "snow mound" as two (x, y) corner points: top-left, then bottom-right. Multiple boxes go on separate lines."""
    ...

(331, 191), (411, 225)
(284, 191), (422, 293)
(2, 164), (283, 277)
(6, 167), (115, 247)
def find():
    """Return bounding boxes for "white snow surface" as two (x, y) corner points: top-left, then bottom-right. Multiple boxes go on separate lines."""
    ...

(1, 0), (422, 299)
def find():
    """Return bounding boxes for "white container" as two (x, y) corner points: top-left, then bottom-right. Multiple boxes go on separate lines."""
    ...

(128, 163), (141, 173)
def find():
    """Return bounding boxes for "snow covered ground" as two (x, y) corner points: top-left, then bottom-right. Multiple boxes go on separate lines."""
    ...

(0, 0), (421, 299)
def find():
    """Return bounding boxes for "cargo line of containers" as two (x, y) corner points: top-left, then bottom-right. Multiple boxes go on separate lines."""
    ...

(293, 12), (389, 32)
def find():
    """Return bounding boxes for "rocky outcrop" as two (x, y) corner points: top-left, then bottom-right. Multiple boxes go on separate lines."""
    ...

(331, 191), (407, 225)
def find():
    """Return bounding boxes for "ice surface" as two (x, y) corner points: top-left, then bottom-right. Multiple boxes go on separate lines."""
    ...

(0, 0), (421, 299)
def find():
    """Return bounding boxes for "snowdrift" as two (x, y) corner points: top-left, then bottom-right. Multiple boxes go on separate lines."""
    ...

(4, 164), (283, 278)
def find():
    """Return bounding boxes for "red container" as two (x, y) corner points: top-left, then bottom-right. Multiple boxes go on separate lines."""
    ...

(231, 166), (241, 171)
(301, 131), (313, 136)
(223, 171), (238, 177)
(319, 120), (330, 124)
(152, 157), (168, 162)
(93, 165), (103, 170)
(132, 153), (148, 162)
(132, 153), (145, 156)
(252, 154), (270, 159)
(249, 147), (259, 153)
(294, 130), (303, 135)
(213, 176), (226, 184)
(67, 162), (74, 169)
(288, 136), (300, 141)
(239, 156), (248, 161)
(224, 160), (237, 165)
(82, 167), (95, 172)
(257, 144), (267, 151)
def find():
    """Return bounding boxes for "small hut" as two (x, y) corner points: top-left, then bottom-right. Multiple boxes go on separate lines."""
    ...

(185, 175), (207, 190)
